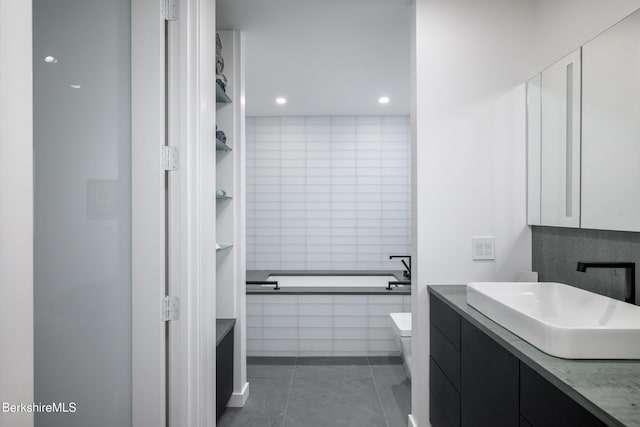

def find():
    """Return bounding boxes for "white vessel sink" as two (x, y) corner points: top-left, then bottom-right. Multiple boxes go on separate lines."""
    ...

(466, 282), (640, 359)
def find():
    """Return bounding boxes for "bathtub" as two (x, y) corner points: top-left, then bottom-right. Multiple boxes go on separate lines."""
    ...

(247, 293), (411, 357)
(246, 271), (411, 357)
(266, 275), (398, 288)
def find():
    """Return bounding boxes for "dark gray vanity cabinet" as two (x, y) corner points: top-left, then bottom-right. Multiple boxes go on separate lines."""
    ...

(520, 363), (606, 427)
(430, 293), (608, 427)
(430, 295), (518, 427)
(430, 294), (461, 427)
(461, 319), (519, 426)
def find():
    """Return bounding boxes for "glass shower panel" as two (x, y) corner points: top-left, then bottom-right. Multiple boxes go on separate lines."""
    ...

(33, 0), (132, 426)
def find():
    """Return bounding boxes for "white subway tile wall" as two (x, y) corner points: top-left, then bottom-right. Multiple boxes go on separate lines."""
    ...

(246, 116), (411, 270)
(246, 294), (412, 357)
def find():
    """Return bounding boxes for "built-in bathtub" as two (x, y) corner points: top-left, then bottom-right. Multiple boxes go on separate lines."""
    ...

(266, 275), (398, 288)
(246, 271), (411, 357)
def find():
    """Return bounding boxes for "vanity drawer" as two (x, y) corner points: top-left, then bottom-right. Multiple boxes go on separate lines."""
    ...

(431, 323), (460, 391)
(461, 319), (519, 427)
(520, 363), (607, 427)
(430, 293), (460, 349)
(430, 357), (461, 427)
(431, 392), (454, 427)
(520, 416), (533, 427)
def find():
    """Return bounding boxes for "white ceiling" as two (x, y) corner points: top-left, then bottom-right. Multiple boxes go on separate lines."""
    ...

(216, 0), (411, 116)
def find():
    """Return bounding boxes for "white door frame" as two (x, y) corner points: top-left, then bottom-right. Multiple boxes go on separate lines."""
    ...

(167, 0), (218, 426)
(131, 0), (167, 425)
(0, 1), (34, 427)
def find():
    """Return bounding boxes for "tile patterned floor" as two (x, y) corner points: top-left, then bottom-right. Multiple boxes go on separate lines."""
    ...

(218, 357), (411, 427)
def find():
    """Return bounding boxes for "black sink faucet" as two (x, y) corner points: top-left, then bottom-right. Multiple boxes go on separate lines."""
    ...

(576, 262), (636, 304)
(390, 255), (411, 280)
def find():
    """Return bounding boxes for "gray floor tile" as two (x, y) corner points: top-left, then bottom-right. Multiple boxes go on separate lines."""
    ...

(247, 364), (296, 379)
(296, 356), (369, 366)
(292, 364), (372, 380)
(218, 365), (294, 427)
(219, 359), (410, 427)
(217, 407), (284, 427)
(370, 365), (411, 427)
(368, 356), (403, 365)
(283, 365), (387, 427)
(248, 357), (297, 366)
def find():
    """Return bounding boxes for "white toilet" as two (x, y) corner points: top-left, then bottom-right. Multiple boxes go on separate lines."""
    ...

(389, 312), (412, 378)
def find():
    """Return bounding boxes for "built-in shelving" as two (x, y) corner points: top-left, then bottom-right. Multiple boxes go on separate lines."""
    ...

(216, 82), (232, 105)
(215, 29), (247, 412)
(216, 138), (232, 152)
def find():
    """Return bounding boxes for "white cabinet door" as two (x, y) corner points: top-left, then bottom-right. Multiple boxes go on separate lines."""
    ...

(540, 49), (581, 228)
(527, 74), (542, 226)
(582, 10), (640, 232)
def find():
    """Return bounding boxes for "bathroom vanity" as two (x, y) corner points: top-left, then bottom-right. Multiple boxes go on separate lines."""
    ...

(429, 285), (640, 427)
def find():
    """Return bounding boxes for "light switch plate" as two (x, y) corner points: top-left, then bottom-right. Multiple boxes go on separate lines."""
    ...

(472, 236), (495, 260)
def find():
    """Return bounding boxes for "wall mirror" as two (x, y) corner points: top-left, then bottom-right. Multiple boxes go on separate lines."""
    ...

(581, 8), (640, 232)
(539, 49), (581, 229)
(528, 7), (640, 232)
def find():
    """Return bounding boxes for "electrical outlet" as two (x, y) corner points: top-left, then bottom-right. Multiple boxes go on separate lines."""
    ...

(472, 237), (495, 260)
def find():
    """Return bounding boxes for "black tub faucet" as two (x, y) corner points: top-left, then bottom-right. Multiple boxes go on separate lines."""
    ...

(576, 262), (636, 304)
(390, 255), (411, 280)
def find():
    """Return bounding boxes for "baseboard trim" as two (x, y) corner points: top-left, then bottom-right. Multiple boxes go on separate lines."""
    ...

(227, 381), (250, 407)
(408, 414), (419, 427)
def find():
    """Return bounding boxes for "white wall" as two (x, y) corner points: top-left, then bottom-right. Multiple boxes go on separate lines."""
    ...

(412, 1), (535, 425)
(0, 1), (33, 426)
(246, 116), (411, 271)
(412, 1), (640, 426)
(533, 0), (640, 73)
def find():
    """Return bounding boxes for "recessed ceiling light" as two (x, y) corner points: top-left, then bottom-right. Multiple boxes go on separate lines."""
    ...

(44, 56), (58, 63)
(275, 97), (287, 105)
(70, 85), (81, 89)
(378, 96), (390, 104)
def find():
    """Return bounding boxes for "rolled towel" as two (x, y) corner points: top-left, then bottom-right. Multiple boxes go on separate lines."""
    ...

(217, 55), (224, 75)
(216, 73), (228, 93)
(216, 129), (227, 144)
(216, 33), (224, 74)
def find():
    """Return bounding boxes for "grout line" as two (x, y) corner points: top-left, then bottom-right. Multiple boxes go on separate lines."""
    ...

(329, 116), (334, 270)
(278, 116), (283, 271)
(369, 361), (391, 427)
(356, 117), (360, 270)
(280, 357), (297, 427)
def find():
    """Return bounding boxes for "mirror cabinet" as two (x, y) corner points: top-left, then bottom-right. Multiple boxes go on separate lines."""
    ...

(581, 10), (640, 232)
(528, 8), (640, 232)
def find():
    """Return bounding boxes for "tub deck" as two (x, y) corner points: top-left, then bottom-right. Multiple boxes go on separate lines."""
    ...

(246, 270), (410, 295)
